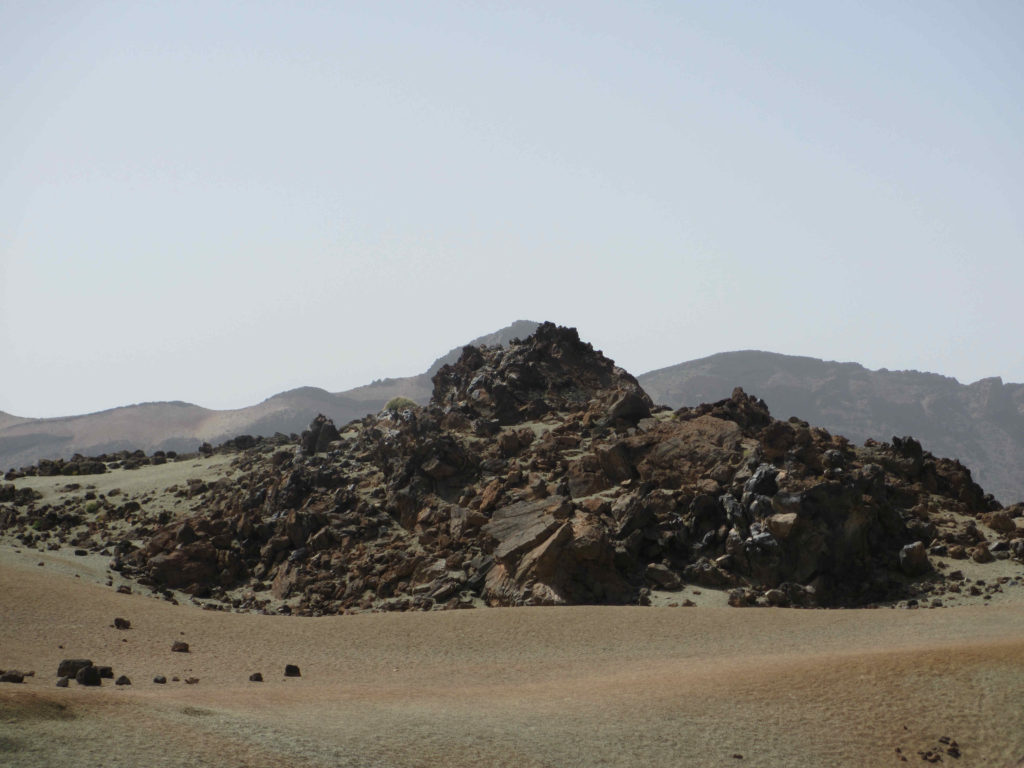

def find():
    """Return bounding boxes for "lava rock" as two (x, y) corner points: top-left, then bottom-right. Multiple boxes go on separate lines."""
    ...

(57, 659), (93, 678)
(75, 666), (102, 686)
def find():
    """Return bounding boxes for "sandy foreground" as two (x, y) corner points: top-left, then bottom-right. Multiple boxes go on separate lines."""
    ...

(1, 545), (1023, 768)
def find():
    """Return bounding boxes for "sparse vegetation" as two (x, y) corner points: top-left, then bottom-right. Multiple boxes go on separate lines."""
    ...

(383, 396), (417, 412)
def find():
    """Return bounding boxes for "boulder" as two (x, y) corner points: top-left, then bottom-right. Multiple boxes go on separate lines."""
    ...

(645, 563), (683, 591)
(972, 544), (995, 564)
(58, 659), (93, 678)
(984, 510), (1016, 534)
(767, 513), (798, 540)
(482, 500), (563, 562)
(75, 666), (102, 686)
(899, 541), (930, 576)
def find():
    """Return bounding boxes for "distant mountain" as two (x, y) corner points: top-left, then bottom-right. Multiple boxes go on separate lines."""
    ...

(6, 328), (1024, 505)
(0, 321), (541, 473)
(638, 351), (1024, 504)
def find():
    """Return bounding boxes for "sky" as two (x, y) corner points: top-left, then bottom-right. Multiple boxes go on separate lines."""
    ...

(2, 1), (1022, 418)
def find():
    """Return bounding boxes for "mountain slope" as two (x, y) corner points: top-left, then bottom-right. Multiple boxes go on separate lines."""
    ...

(0, 321), (541, 472)
(638, 351), (1024, 504)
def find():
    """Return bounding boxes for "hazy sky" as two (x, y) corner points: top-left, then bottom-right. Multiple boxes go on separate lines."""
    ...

(2, 1), (1022, 418)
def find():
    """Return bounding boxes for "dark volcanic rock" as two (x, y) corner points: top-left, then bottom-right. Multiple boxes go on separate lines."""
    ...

(58, 659), (93, 678)
(301, 414), (341, 455)
(431, 322), (653, 426)
(75, 666), (102, 686)
(88, 323), (1009, 613)
(284, 664), (301, 677)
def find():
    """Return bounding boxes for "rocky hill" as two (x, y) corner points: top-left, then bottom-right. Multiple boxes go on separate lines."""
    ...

(639, 351), (1024, 504)
(4, 323), (1021, 614)
(7, 325), (1024, 511)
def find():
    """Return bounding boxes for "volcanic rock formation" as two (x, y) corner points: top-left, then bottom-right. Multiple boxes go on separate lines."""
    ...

(3, 323), (1020, 612)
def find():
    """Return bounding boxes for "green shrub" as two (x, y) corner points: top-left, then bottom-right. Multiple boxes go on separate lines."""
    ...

(383, 396), (418, 412)
(84, 500), (100, 515)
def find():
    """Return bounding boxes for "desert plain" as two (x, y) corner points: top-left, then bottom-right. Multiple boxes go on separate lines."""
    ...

(3, 457), (1024, 768)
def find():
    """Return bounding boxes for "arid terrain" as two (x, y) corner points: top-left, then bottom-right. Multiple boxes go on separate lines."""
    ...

(3, 533), (1024, 767)
(4, 324), (1024, 767)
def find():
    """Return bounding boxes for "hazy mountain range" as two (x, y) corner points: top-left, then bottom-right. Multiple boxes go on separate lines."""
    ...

(3, 320), (1023, 503)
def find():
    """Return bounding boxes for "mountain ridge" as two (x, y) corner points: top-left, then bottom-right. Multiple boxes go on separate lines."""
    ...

(4, 327), (1024, 503)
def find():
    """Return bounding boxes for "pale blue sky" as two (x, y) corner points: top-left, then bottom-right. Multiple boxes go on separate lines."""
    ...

(2, 1), (1022, 417)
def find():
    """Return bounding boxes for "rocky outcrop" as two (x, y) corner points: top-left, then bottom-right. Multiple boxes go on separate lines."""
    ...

(639, 350), (1024, 504)
(4, 324), (1017, 612)
(431, 322), (652, 427)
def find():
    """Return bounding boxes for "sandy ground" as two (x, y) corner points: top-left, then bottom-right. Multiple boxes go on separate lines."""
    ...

(3, 544), (1024, 768)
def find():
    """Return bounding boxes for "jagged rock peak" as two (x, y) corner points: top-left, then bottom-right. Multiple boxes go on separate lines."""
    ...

(430, 322), (653, 425)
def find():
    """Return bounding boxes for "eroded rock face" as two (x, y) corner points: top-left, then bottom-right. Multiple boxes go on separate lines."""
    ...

(21, 323), (1007, 613)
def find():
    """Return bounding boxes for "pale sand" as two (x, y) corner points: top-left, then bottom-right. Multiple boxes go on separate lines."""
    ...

(3, 547), (1024, 768)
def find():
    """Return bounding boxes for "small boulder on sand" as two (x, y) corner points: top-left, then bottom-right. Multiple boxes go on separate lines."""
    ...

(58, 659), (93, 678)
(75, 666), (102, 686)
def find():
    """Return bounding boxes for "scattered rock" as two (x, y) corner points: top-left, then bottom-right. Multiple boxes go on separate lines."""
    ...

(57, 659), (93, 678)
(171, 641), (189, 653)
(0, 671), (25, 683)
(153, 675), (167, 684)
(284, 664), (301, 677)
(75, 666), (102, 686)
(113, 618), (131, 630)
(899, 541), (930, 576)
(56, 677), (69, 687)
(249, 672), (263, 682)
(115, 675), (131, 686)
